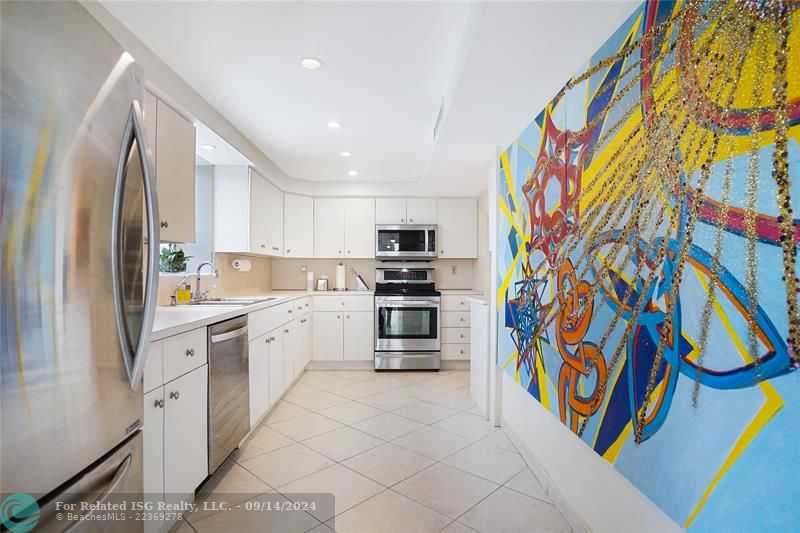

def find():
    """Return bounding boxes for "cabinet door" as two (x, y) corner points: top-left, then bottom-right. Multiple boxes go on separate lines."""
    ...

(250, 169), (284, 256)
(164, 365), (208, 496)
(344, 198), (375, 258)
(406, 198), (437, 224)
(437, 198), (477, 258)
(156, 99), (196, 243)
(248, 336), (269, 428)
(284, 193), (314, 257)
(312, 312), (343, 361)
(343, 311), (374, 361)
(282, 324), (295, 387)
(375, 198), (406, 224)
(314, 198), (345, 258)
(267, 329), (285, 406)
(143, 388), (165, 533)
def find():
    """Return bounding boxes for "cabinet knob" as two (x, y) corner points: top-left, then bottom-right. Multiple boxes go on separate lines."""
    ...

(338, 250), (342, 254)
(154, 398), (164, 408)
(336, 315), (340, 319)
(287, 249), (291, 253)
(347, 250), (351, 254)
(400, 218), (404, 223)
(409, 218), (414, 222)
(460, 349), (464, 354)
(288, 309), (293, 314)
(440, 250), (444, 254)
(284, 328), (290, 333)
(341, 302), (345, 306)
(272, 246), (279, 251)
(266, 337), (271, 344)
(261, 244), (266, 248)
(346, 314), (350, 319)
(460, 317), (465, 322)
(160, 221), (169, 228)
(305, 303), (309, 307)
(169, 391), (180, 400)
(460, 334), (464, 339)
(270, 336), (276, 341)
(185, 348), (194, 357)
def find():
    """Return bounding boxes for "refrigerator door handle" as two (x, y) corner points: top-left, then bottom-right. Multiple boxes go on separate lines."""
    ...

(111, 99), (160, 392)
(63, 454), (132, 533)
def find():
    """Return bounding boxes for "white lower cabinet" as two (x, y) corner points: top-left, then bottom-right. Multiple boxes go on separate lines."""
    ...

(299, 315), (312, 369)
(283, 323), (295, 387)
(248, 335), (270, 428)
(267, 328), (285, 407)
(143, 358), (208, 533)
(343, 311), (374, 360)
(313, 307), (373, 361)
(312, 312), (344, 361)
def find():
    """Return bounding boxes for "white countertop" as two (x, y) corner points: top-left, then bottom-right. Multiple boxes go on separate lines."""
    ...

(151, 290), (371, 341)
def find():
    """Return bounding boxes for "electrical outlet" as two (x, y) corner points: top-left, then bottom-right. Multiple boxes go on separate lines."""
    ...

(301, 265), (307, 272)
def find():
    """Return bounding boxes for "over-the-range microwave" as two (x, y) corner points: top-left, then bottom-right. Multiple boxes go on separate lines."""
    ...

(375, 224), (437, 261)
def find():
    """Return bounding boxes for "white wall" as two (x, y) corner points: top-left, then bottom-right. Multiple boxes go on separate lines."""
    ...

(502, 373), (681, 533)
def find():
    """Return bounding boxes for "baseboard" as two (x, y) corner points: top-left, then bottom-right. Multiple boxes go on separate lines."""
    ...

(502, 421), (590, 533)
(306, 360), (470, 371)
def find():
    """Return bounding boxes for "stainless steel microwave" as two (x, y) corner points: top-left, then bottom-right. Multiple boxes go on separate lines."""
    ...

(375, 224), (437, 260)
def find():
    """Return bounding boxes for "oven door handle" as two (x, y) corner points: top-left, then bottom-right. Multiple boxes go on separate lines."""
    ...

(376, 301), (440, 308)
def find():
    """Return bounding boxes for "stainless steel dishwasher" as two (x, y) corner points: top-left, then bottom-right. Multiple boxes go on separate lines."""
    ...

(208, 315), (250, 474)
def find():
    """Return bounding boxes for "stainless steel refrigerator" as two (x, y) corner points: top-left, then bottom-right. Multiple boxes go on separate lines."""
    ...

(1, 1), (159, 530)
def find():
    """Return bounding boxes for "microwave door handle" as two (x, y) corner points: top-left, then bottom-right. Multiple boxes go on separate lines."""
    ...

(111, 100), (160, 392)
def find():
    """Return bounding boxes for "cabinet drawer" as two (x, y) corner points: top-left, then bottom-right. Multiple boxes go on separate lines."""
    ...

(442, 327), (470, 344)
(313, 294), (374, 312)
(143, 341), (163, 392)
(442, 343), (470, 360)
(162, 328), (208, 383)
(249, 302), (294, 339)
(441, 311), (470, 328)
(441, 294), (472, 312)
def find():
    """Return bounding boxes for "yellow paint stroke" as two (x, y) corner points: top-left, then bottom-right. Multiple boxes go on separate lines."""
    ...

(500, 150), (520, 217)
(499, 194), (526, 242)
(502, 351), (517, 370)
(684, 268), (784, 528)
(496, 242), (522, 310)
(603, 421), (633, 463)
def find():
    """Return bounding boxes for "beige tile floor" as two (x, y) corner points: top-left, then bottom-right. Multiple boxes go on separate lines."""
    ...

(176, 370), (571, 533)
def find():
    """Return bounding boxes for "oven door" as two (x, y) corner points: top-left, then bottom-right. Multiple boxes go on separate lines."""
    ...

(375, 296), (440, 351)
(375, 225), (437, 260)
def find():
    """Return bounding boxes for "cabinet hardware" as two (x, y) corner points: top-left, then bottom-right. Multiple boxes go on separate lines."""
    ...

(272, 246), (279, 251)
(160, 220), (169, 228)
(338, 250), (342, 254)
(459, 349), (464, 354)
(460, 334), (465, 339)
(270, 336), (276, 341)
(284, 329), (289, 333)
(460, 318), (465, 322)
(341, 302), (345, 306)
(336, 315), (340, 319)
(346, 314), (350, 319)
(409, 218), (414, 222)
(288, 309), (293, 314)
(154, 398), (164, 408)
(260, 244), (266, 248)
(266, 337), (271, 344)
(400, 218), (404, 223)
(185, 348), (194, 357)
(440, 250), (444, 254)
(169, 391), (180, 400)
(347, 250), (351, 254)
(286, 249), (291, 253)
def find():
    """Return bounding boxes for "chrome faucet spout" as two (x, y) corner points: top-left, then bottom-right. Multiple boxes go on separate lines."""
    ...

(194, 262), (219, 302)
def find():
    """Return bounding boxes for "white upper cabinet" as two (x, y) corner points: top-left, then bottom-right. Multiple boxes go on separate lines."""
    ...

(344, 198), (375, 258)
(249, 169), (283, 256)
(405, 198), (437, 224)
(144, 91), (196, 243)
(314, 198), (345, 258)
(284, 194), (313, 257)
(375, 198), (436, 225)
(375, 198), (406, 224)
(212, 166), (284, 257)
(437, 198), (477, 258)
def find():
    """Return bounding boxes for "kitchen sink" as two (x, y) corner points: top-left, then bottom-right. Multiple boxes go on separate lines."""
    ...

(188, 297), (278, 306)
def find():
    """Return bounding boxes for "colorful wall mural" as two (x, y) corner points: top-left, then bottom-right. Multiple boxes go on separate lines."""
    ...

(496, 0), (800, 529)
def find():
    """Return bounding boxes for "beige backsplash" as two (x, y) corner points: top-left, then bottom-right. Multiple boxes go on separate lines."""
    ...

(156, 252), (273, 305)
(270, 258), (475, 291)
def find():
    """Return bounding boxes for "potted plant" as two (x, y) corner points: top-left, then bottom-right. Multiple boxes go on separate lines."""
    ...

(160, 244), (191, 273)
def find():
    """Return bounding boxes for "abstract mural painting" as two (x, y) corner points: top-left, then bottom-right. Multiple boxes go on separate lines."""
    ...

(496, 0), (799, 529)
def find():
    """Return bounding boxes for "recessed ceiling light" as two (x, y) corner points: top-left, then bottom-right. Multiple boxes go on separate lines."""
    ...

(348, 170), (358, 177)
(340, 151), (351, 157)
(301, 57), (323, 69)
(199, 144), (216, 151)
(327, 121), (342, 129)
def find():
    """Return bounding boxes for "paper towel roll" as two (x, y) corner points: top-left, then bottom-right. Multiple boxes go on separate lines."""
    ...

(335, 264), (346, 291)
(306, 271), (314, 291)
(232, 258), (252, 272)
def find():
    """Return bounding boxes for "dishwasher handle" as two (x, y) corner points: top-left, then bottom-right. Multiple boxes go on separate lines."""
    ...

(210, 325), (248, 344)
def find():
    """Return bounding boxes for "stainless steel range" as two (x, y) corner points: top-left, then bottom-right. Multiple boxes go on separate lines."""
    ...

(374, 268), (441, 370)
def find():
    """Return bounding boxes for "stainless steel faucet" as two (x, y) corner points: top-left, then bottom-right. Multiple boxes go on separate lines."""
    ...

(194, 261), (219, 301)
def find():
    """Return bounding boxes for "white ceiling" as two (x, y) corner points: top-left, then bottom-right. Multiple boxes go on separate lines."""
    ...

(102, 0), (638, 196)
